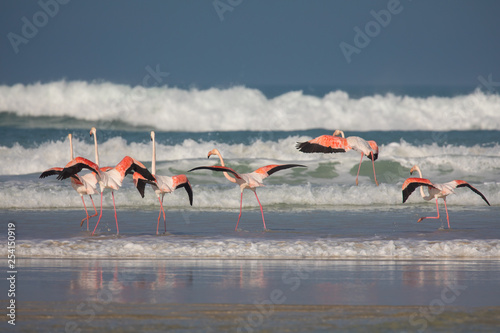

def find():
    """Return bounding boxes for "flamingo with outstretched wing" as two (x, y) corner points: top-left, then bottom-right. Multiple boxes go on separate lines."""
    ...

(189, 149), (306, 231)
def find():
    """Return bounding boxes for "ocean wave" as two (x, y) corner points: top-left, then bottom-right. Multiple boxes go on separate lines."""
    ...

(1, 81), (499, 131)
(1, 134), (499, 179)
(6, 237), (500, 259)
(1, 179), (498, 210)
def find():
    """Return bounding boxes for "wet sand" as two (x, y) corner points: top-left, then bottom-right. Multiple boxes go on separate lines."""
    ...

(18, 301), (500, 332)
(7, 258), (500, 332)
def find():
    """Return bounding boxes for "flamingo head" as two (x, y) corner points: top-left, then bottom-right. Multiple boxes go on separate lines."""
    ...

(150, 131), (155, 141)
(410, 165), (421, 176)
(207, 148), (221, 159)
(332, 129), (345, 138)
(90, 127), (97, 137)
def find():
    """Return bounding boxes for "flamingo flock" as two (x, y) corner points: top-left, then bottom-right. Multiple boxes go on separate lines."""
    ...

(40, 128), (491, 234)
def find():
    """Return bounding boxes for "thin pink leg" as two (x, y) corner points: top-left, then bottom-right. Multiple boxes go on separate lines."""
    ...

(356, 153), (363, 185)
(371, 154), (379, 186)
(443, 198), (450, 229)
(112, 191), (119, 235)
(161, 195), (166, 233)
(254, 191), (267, 230)
(80, 196), (90, 229)
(157, 195), (166, 235)
(235, 192), (243, 231)
(418, 198), (440, 223)
(92, 192), (104, 236)
(89, 195), (98, 219)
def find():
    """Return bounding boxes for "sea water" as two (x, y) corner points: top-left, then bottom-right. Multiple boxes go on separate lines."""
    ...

(0, 81), (499, 261)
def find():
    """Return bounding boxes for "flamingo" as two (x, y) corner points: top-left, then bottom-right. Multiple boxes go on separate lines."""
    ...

(58, 127), (155, 235)
(296, 130), (379, 185)
(39, 133), (99, 230)
(402, 165), (490, 228)
(189, 148), (306, 230)
(132, 131), (193, 234)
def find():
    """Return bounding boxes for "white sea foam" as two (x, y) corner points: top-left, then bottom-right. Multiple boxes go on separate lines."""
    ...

(1, 134), (499, 209)
(1, 81), (499, 131)
(5, 237), (500, 259)
(1, 135), (500, 178)
(1, 177), (498, 210)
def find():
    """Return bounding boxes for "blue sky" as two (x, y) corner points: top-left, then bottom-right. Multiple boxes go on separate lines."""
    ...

(1, 0), (500, 90)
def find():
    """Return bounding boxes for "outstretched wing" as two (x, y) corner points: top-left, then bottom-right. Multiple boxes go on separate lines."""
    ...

(132, 172), (154, 198)
(453, 180), (491, 206)
(41, 167), (81, 182)
(296, 135), (349, 153)
(188, 165), (243, 179)
(254, 164), (307, 178)
(402, 177), (436, 203)
(172, 174), (193, 206)
(56, 157), (100, 180)
(117, 156), (155, 181)
(40, 167), (63, 179)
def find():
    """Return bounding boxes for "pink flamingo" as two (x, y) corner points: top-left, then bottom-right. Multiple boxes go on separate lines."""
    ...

(40, 133), (99, 230)
(133, 131), (193, 234)
(58, 127), (155, 235)
(189, 148), (306, 231)
(402, 165), (490, 228)
(296, 129), (379, 185)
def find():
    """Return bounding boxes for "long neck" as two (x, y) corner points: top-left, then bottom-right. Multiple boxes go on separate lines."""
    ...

(333, 130), (345, 138)
(151, 134), (156, 175)
(69, 134), (74, 160)
(213, 150), (236, 183)
(414, 166), (426, 198)
(93, 132), (99, 167)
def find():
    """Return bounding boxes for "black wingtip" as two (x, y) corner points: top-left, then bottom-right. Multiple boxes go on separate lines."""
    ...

(296, 141), (345, 154)
(174, 182), (193, 206)
(136, 179), (147, 198)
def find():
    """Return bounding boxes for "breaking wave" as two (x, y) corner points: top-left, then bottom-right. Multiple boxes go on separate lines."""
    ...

(1, 80), (499, 131)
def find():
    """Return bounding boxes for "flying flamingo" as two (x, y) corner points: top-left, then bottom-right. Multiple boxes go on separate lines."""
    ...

(39, 133), (99, 230)
(189, 148), (306, 231)
(58, 127), (155, 235)
(296, 130), (379, 185)
(132, 131), (193, 234)
(402, 165), (490, 228)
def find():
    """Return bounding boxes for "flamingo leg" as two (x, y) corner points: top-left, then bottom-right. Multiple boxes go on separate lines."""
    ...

(157, 195), (166, 235)
(235, 192), (243, 231)
(371, 154), (379, 186)
(89, 195), (98, 219)
(80, 196), (90, 230)
(417, 198), (440, 223)
(92, 192), (104, 236)
(355, 153), (363, 185)
(254, 191), (267, 230)
(443, 198), (450, 229)
(161, 194), (166, 233)
(112, 191), (119, 235)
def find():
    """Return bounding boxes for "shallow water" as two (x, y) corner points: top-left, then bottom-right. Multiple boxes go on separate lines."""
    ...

(12, 257), (500, 332)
